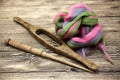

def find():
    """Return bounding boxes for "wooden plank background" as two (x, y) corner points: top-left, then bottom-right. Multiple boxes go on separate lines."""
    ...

(0, 0), (120, 80)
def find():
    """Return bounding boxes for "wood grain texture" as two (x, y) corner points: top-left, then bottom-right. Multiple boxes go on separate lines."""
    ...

(0, 72), (120, 80)
(0, 0), (120, 80)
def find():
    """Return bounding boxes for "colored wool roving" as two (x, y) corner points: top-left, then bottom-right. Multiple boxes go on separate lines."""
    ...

(54, 4), (113, 64)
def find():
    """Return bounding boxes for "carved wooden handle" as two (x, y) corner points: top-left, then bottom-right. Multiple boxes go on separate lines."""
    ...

(13, 17), (98, 71)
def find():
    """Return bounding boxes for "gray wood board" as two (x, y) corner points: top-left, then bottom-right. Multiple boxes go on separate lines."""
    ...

(0, 0), (120, 80)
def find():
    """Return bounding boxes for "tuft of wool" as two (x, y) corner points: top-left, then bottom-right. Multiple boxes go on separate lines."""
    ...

(54, 4), (113, 64)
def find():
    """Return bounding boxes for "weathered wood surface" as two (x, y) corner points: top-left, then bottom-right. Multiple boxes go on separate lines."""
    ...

(0, 0), (120, 80)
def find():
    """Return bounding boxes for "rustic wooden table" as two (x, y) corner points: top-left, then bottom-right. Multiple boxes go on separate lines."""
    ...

(0, 0), (120, 80)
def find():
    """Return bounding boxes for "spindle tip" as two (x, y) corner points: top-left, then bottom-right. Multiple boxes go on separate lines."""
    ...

(13, 16), (18, 21)
(4, 39), (11, 45)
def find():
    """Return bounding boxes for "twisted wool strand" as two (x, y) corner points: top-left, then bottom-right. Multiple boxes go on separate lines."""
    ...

(54, 4), (113, 63)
